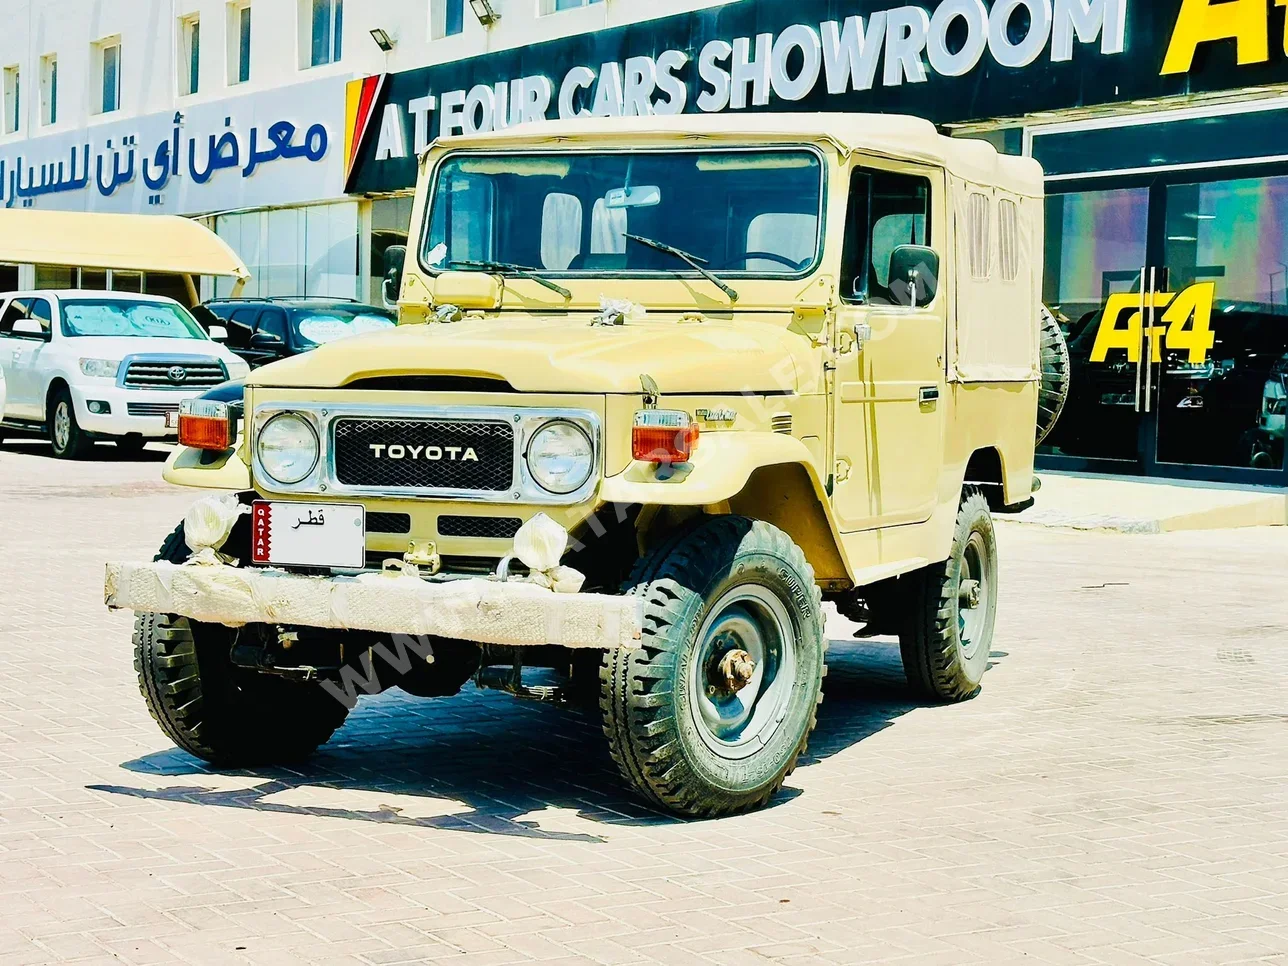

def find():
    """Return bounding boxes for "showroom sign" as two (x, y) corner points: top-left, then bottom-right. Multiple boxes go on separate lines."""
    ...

(349, 0), (1288, 194)
(0, 76), (348, 215)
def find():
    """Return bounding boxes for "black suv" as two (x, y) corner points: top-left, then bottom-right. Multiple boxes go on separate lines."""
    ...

(194, 297), (397, 368)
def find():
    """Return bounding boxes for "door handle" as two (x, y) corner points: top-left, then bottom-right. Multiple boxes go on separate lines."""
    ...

(918, 386), (940, 409)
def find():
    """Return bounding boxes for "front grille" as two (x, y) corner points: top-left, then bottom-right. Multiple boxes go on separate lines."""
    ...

(123, 359), (226, 389)
(126, 402), (180, 417)
(333, 417), (514, 491)
(367, 512), (412, 534)
(438, 515), (523, 539)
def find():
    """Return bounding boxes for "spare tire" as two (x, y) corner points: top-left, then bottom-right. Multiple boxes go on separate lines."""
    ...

(1037, 305), (1071, 446)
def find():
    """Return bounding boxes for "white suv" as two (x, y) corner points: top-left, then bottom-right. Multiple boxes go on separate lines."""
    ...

(0, 291), (250, 458)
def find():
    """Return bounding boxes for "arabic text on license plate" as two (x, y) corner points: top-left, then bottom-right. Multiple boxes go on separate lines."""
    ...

(251, 502), (366, 568)
(165, 410), (180, 429)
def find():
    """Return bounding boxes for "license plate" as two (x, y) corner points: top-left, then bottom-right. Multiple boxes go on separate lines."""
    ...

(165, 410), (180, 429)
(251, 501), (366, 568)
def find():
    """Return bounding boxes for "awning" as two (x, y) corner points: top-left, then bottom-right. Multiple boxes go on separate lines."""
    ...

(0, 209), (250, 281)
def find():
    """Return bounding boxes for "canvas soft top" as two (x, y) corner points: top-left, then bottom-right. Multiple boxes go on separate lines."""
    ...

(428, 113), (1045, 199)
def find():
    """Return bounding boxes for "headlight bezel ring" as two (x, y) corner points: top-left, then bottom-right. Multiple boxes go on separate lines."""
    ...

(524, 419), (596, 496)
(255, 411), (321, 485)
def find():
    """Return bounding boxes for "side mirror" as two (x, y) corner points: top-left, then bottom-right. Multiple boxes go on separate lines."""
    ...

(888, 245), (939, 307)
(249, 330), (284, 348)
(383, 245), (407, 304)
(207, 324), (229, 342)
(12, 318), (48, 339)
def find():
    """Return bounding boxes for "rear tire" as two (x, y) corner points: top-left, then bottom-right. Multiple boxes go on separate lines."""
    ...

(49, 388), (92, 459)
(601, 516), (826, 817)
(133, 523), (350, 765)
(898, 489), (998, 702)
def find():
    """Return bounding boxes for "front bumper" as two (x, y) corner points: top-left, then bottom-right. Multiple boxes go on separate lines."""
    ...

(104, 560), (641, 649)
(72, 383), (211, 438)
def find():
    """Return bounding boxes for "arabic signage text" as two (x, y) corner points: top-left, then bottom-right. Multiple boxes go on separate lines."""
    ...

(0, 76), (348, 215)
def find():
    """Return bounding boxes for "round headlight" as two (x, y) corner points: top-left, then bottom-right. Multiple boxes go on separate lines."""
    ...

(526, 420), (594, 495)
(257, 412), (320, 485)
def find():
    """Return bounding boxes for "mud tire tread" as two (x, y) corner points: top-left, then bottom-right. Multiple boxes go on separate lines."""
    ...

(133, 523), (348, 766)
(899, 488), (996, 703)
(600, 516), (826, 818)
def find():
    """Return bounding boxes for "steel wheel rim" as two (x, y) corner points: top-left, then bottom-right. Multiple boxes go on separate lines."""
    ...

(958, 532), (991, 661)
(53, 402), (71, 450)
(688, 585), (797, 757)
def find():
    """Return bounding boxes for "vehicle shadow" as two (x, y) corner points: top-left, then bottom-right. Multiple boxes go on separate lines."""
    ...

(0, 437), (169, 461)
(90, 637), (983, 840)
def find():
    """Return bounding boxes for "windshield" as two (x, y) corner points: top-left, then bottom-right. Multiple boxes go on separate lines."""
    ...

(290, 307), (397, 346)
(422, 150), (823, 278)
(60, 300), (209, 339)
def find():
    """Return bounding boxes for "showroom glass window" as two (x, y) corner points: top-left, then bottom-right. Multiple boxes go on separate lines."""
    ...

(214, 202), (360, 298)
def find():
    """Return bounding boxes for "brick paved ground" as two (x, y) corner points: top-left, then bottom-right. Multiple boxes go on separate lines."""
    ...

(1, 438), (1286, 965)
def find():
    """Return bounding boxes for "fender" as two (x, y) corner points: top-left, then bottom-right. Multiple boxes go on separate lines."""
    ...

(600, 431), (823, 505)
(163, 444), (252, 490)
(600, 431), (855, 584)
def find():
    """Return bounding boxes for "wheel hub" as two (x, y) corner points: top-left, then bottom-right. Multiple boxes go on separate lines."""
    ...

(957, 533), (992, 662)
(712, 646), (756, 694)
(688, 587), (796, 755)
(53, 403), (70, 450)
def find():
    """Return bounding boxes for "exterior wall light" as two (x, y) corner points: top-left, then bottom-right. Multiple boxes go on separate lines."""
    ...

(469, 0), (501, 26)
(369, 28), (395, 52)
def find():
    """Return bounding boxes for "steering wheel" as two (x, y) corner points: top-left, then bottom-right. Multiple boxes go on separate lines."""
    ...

(744, 251), (810, 271)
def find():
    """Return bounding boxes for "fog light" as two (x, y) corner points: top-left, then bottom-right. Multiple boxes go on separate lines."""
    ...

(87, 400), (111, 415)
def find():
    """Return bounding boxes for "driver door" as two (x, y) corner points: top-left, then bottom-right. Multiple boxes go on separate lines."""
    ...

(832, 165), (946, 531)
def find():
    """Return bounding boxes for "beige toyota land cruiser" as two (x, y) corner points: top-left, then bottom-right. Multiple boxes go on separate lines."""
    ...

(110, 114), (1053, 817)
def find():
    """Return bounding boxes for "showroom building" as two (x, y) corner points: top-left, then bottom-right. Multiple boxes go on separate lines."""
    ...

(3, 0), (1287, 486)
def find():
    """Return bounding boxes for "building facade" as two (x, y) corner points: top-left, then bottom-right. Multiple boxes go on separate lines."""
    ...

(0, 0), (726, 302)
(2, 0), (1287, 485)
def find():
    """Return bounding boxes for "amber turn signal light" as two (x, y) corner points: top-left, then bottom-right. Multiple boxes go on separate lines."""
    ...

(178, 399), (236, 451)
(632, 410), (698, 464)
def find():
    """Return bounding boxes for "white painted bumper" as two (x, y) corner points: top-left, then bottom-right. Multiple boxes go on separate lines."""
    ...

(71, 384), (208, 438)
(104, 561), (642, 649)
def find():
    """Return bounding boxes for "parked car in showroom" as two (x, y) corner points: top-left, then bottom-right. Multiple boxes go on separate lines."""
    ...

(0, 291), (250, 458)
(194, 297), (396, 368)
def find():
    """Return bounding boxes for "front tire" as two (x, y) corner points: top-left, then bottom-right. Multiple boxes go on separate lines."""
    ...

(134, 523), (350, 765)
(49, 388), (92, 459)
(601, 517), (825, 817)
(899, 488), (998, 702)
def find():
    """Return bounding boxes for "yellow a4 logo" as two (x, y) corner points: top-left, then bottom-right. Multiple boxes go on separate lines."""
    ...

(1090, 282), (1217, 365)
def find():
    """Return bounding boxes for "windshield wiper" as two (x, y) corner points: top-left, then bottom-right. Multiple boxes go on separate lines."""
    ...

(623, 233), (739, 303)
(450, 259), (571, 300)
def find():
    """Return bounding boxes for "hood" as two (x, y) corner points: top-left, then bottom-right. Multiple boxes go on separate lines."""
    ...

(66, 336), (235, 361)
(199, 377), (247, 404)
(247, 314), (818, 394)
